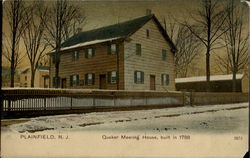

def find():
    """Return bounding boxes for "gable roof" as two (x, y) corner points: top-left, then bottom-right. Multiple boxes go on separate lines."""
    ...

(56, 14), (176, 53)
(175, 74), (244, 83)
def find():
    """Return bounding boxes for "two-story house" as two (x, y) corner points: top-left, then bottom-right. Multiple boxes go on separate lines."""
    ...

(20, 66), (50, 88)
(48, 14), (176, 91)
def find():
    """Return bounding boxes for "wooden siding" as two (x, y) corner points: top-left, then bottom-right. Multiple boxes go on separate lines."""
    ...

(49, 40), (125, 90)
(124, 19), (176, 91)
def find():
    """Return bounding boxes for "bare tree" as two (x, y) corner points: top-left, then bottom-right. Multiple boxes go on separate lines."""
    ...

(214, 53), (231, 74)
(175, 26), (202, 77)
(218, 0), (249, 92)
(41, 0), (85, 88)
(182, 0), (228, 91)
(3, 0), (28, 87)
(163, 15), (178, 42)
(22, 1), (49, 87)
(163, 15), (201, 78)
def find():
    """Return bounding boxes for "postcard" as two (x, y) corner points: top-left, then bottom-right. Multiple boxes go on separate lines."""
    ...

(1, 0), (249, 157)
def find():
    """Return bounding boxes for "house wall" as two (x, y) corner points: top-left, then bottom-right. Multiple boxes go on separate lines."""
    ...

(37, 70), (50, 88)
(49, 40), (125, 89)
(20, 71), (29, 87)
(124, 19), (175, 91)
(20, 70), (49, 88)
(242, 74), (249, 93)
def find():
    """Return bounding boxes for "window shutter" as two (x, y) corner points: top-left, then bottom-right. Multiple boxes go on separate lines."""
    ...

(161, 74), (164, 85)
(77, 51), (79, 59)
(116, 44), (119, 54)
(146, 29), (149, 38)
(70, 75), (73, 86)
(71, 52), (74, 61)
(85, 49), (88, 58)
(92, 73), (95, 85)
(76, 75), (79, 85)
(108, 72), (111, 83)
(85, 74), (88, 85)
(93, 48), (96, 56)
(107, 44), (111, 54)
(134, 71), (137, 83)
(166, 74), (169, 85)
(142, 72), (144, 84)
(139, 44), (141, 56)
(116, 71), (119, 83)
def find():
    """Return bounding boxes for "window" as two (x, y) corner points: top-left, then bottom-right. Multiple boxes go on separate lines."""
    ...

(85, 48), (95, 58)
(70, 74), (79, 86)
(108, 43), (119, 54)
(161, 74), (169, 86)
(136, 43), (141, 56)
(134, 71), (144, 84)
(25, 76), (27, 81)
(85, 73), (95, 85)
(108, 71), (118, 84)
(146, 29), (150, 38)
(72, 50), (79, 61)
(111, 44), (116, 53)
(162, 49), (167, 61)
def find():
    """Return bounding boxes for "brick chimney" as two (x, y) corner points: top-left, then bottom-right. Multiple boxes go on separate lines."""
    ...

(146, 9), (152, 15)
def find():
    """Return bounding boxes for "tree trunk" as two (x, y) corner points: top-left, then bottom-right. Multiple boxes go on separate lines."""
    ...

(10, 61), (15, 87)
(30, 69), (35, 87)
(206, 47), (211, 92)
(10, 40), (15, 87)
(55, 52), (60, 88)
(232, 70), (237, 92)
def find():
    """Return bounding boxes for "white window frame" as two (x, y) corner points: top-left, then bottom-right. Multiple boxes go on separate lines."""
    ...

(111, 71), (117, 83)
(111, 44), (117, 54)
(72, 74), (79, 86)
(73, 51), (79, 61)
(162, 74), (169, 86)
(87, 73), (93, 85)
(137, 71), (142, 83)
(87, 48), (93, 58)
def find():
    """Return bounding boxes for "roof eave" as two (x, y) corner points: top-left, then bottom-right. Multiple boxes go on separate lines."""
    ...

(151, 15), (177, 52)
(46, 37), (126, 55)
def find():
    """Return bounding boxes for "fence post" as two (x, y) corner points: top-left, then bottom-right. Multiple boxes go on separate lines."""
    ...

(8, 98), (11, 112)
(44, 97), (46, 110)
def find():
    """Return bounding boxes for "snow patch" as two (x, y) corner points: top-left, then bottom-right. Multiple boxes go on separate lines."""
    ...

(175, 74), (244, 83)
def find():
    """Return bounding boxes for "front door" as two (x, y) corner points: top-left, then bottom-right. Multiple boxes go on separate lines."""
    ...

(61, 78), (67, 88)
(150, 75), (156, 90)
(99, 74), (107, 89)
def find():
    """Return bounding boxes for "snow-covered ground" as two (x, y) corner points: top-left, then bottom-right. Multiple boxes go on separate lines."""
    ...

(1, 102), (249, 158)
(2, 102), (249, 133)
